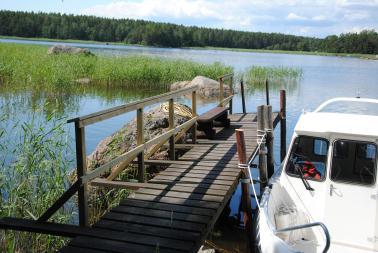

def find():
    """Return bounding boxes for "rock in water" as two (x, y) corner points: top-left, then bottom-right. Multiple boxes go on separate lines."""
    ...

(170, 76), (231, 99)
(47, 44), (93, 56)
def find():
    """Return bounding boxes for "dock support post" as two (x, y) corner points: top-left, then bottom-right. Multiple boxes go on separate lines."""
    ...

(240, 79), (246, 114)
(280, 90), (287, 162)
(265, 105), (274, 179)
(265, 79), (270, 105)
(137, 108), (145, 182)
(75, 122), (89, 227)
(236, 129), (254, 253)
(191, 90), (197, 144)
(168, 99), (175, 160)
(229, 75), (233, 114)
(219, 77), (224, 106)
(257, 105), (268, 192)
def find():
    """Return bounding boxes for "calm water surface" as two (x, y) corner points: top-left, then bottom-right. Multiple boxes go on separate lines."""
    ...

(1, 38), (378, 216)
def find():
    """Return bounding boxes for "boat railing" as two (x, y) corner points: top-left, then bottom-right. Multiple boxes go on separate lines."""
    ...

(274, 221), (331, 253)
(314, 97), (378, 113)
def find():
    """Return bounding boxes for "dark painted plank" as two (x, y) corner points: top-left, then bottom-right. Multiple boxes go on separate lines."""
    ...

(119, 199), (214, 216)
(129, 193), (220, 209)
(135, 188), (224, 203)
(94, 220), (199, 242)
(111, 205), (209, 224)
(103, 212), (204, 232)
(151, 175), (234, 186)
(157, 170), (236, 180)
(148, 179), (231, 191)
(69, 236), (185, 253)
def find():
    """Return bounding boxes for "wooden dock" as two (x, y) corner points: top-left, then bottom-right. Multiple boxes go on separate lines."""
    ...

(0, 73), (287, 253)
(59, 113), (279, 253)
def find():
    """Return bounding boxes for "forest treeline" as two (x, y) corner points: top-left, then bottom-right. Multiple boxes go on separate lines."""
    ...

(1, 10), (378, 54)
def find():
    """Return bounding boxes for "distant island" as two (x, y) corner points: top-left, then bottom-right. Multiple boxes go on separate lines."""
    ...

(0, 10), (377, 55)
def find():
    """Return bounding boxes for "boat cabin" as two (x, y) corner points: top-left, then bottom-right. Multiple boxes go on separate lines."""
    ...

(280, 100), (378, 252)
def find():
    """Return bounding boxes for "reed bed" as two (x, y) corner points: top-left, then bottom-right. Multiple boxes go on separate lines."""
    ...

(243, 66), (302, 89)
(0, 43), (232, 89)
(0, 109), (71, 252)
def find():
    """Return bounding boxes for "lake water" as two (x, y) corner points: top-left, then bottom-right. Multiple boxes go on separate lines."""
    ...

(1, 38), (378, 218)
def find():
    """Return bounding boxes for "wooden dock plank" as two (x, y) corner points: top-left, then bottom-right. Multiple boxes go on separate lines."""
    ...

(59, 112), (280, 253)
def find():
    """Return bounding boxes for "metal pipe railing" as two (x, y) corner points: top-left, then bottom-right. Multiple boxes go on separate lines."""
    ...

(274, 222), (331, 253)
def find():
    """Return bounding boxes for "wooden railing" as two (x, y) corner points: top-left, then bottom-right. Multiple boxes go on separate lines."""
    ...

(38, 85), (199, 227)
(218, 73), (234, 112)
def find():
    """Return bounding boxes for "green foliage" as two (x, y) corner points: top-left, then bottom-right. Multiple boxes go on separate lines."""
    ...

(0, 43), (232, 89)
(243, 66), (302, 91)
(1, 10), (377, 54)
(0, 108), (71, 252)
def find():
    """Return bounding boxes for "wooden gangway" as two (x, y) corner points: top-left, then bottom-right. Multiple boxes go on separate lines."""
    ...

(59, 113), (280, 253)
(0, 74), (287, 253)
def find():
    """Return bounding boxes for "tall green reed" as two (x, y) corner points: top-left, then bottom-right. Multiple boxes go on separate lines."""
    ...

(0, 43), (232, 90)
(0, 106), (72, 253)
(243, 65), (302, 92)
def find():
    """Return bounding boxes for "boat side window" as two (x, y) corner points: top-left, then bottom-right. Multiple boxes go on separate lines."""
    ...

(286, 136), (329, 181)
(331, 140), (377, 185)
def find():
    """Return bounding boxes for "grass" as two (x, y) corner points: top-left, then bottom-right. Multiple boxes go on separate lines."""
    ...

(0, 105), (133, 252)
(0, 43), (233, 90)
(242, 65), (302, 91)
(0, 108), (71, 252)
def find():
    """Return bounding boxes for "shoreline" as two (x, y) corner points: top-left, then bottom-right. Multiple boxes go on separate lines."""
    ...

(1, 35), (377, 60)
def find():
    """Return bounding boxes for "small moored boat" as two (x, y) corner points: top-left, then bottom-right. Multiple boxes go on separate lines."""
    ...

(256, 97), (378, 253)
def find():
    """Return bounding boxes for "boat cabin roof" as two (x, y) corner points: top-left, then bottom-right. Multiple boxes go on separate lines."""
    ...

(295, 112), (378, 138)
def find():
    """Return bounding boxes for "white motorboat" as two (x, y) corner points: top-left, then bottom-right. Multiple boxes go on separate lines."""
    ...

(255, 97), (378, 253)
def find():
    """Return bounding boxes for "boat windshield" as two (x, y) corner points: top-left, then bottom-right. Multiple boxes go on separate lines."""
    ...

(317, 100), (378, 116)
(286, 136), (329, 182)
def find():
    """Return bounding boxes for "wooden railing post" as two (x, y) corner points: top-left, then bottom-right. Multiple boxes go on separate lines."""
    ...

(168, 99), (175, 160)
(240, 79), (246, 114)
(265, 105), (274, 179)
(229, 76), (233, 114)
(265, 79), (270, 105)
(191, 90), (197, 144)
(257, 105), (268, 192)
(235, 129), (254, 252)
(219, 77), (224, 107)
(137, 108), (145, 182)
(280, 90), (287, 162)
(74, 121), (89, 227)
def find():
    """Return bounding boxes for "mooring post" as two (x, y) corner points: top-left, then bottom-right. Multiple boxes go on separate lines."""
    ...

(265, 79), (270, 105)
(240, 79), (246, 114)
(191, 90), (197, 144)
(229, 75), (233, 114)
(235, 129), (254, 252)
(137, 108), (145, 182)
(168, 98), (175, 160)
(264, 105), (274, 178)
(219, 77), (224, 106)
(74, 121), (89, 227)
(280, 90), (287, 162)
(257, 105), (268, 192)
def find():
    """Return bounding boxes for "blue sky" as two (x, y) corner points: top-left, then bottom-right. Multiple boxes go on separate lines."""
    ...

(1, 0), (378, 38)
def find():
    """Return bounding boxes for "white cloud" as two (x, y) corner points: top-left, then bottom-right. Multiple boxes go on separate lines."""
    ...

(286, 13), (308, 20)
(81, 0), (378, 37)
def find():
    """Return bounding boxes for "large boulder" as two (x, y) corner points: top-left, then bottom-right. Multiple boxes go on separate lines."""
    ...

(170, 76), (231, 99)
(47, 44), (93, 56)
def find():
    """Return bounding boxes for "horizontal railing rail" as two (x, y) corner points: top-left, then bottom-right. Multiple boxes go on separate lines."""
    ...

(274, 222), (331, 253)
(68, 85), (198, 127)
(43, 85), (199, 227)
